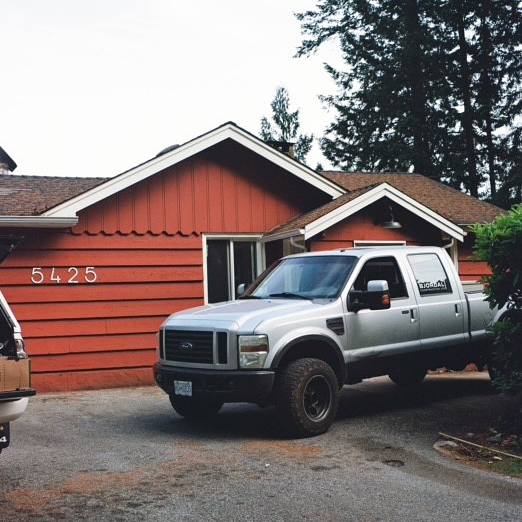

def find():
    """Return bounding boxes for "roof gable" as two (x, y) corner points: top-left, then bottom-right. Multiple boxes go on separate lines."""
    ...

(264, 183), (467, 242)
(42, 123), (345, 218)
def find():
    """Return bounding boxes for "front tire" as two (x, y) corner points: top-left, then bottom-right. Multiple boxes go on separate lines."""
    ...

(169, 395), (223, 420)
(276, 358), (339, 438)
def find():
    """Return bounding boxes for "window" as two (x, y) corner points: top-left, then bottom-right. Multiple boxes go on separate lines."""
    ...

(352, 256), (408, 299)
(205, 237), (263, 303)
(408, 253), (452, 295)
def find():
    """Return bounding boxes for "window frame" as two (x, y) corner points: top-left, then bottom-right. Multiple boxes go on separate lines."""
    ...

(203, 234), (265, 304)
(352, 255), (409, 300)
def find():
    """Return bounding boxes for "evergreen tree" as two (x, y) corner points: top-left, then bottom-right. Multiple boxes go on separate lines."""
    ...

(439, 0), (522, 199)
(296, 0), (452, 179)
(296, 0), (522, 200)
(473, 0), (522, 203)
(260, 86), (314, 163)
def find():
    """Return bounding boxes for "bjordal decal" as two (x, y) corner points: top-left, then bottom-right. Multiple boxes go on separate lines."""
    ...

(418, 279), (448, 294)
(31, 267), (98, 284)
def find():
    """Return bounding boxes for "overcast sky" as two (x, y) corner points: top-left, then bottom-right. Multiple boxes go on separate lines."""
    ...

(3, 0), (342, 177)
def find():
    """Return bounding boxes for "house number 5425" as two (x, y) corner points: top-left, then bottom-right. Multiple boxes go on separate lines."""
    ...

(31, 267), (98, 284)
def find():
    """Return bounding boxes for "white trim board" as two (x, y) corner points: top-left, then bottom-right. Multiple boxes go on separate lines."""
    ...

(43, 123), (345, 219)
(303, 183), (466, 242)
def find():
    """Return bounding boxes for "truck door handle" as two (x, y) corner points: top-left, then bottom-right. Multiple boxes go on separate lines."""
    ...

(455, 304), (462, 317)
(410, 309), (418, 323)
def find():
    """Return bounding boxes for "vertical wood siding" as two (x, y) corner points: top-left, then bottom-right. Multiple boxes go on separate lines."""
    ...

(0, 143), (326, 392)
(75, 142), (326, 237)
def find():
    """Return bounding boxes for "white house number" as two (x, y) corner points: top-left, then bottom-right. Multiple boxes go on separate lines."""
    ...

(31, 267), (98, 284)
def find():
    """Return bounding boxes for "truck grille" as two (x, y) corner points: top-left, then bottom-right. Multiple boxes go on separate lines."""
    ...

(164, 330), (214, 364)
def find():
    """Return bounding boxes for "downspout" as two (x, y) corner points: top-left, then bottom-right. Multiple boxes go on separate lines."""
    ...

(442, 238), (459, 273)
(290, 236), (307, 253)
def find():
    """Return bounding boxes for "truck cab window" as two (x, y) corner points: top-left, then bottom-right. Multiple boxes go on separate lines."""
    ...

(407, 253), (452, 295)
(352, 256), (408, 299)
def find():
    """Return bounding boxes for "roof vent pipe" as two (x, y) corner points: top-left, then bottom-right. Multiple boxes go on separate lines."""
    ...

(265, 140), (296, 159)
(156, 144), (180, 157)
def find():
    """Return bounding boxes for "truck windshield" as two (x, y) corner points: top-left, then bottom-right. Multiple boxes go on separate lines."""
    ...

(242, 255), (357, 300)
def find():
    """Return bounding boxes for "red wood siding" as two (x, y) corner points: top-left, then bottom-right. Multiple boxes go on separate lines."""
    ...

(458, 233), (490, 282)
(0, 143), (327, 392)
(1, 231), (203, 392)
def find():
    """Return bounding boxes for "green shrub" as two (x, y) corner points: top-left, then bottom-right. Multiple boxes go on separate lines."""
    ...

(489, 318), (522, 395)
(472, 204), (522, 396)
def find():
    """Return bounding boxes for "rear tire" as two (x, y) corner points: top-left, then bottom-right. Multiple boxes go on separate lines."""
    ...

(169, 395), (223, 420)
(388, 365), (427, 387)
(276, 358), (339, 438)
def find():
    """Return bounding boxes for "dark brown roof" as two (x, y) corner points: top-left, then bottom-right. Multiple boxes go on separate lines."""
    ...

(0, 175), (108, 216)
(320, 172), (504, 225)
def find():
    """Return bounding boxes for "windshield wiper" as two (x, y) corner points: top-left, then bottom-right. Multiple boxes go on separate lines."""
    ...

(238, 295), (261, 299)
(268, 292), (311, 300)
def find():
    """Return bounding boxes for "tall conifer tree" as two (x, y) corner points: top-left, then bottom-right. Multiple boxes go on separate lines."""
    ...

(297, 0), (522, 201)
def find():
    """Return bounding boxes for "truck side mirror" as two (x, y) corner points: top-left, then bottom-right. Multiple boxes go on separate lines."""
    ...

(237, 283), (247, 297)
(348, 280), (391, 312)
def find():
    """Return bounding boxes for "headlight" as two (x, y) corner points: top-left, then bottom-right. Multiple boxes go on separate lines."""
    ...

(238, 334), (268, 369)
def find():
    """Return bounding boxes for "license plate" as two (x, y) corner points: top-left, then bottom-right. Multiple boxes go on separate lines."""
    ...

(174, 380), (192, 396)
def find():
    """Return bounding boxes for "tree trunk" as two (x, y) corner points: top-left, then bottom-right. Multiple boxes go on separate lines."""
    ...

(479, 14), (497, 198)
(456, 2), (479, 197)
(404, 0), (432, 177)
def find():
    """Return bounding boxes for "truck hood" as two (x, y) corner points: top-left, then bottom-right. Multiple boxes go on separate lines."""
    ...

(164, 298), (322, 332)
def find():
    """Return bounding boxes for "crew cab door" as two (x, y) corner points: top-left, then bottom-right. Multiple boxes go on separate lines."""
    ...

(406, 252), (466, 349)
(344, 256), (420, 359)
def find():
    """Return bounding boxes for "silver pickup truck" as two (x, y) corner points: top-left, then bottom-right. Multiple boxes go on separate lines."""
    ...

(154, 246), (501, 437)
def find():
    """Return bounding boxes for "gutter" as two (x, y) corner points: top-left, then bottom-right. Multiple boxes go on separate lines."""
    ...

(261, 228), (304, 243)
(0, 216), (78, 228)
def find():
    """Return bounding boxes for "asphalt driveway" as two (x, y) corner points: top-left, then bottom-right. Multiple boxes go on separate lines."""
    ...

(0, 372), (520, 522)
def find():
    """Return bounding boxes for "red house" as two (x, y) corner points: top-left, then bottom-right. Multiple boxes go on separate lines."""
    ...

(0, 123), (504, 392)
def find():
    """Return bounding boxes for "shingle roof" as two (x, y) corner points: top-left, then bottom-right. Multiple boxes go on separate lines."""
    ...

(320, 172), (504, 225)
(0, 175), (108, 216)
